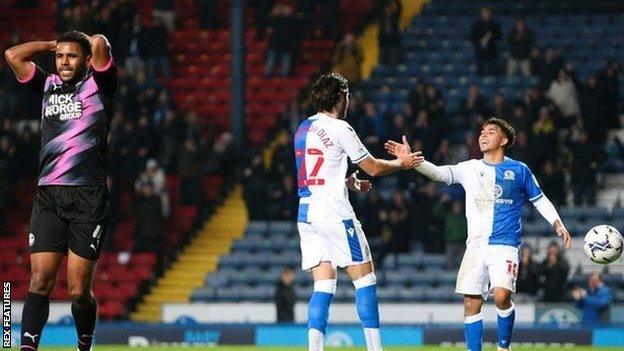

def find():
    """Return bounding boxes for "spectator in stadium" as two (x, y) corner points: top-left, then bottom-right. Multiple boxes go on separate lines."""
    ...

(378, 0), (402, 65)
(359, 190), (385, 259)
(568, 130), (599, 206)
(265, 4), (300, 77)
(145, 16), (171, 79)
(542, 47), (565, 86)
(135, 159), (170, 218)
(525, 86), (549, 122)
(242, 153), (268, 220)
(529, 47), (546, 78)
(178, 138), (203, 206)
(581, 75), (607, 145)
(408, 80), (427, 114)
(121, 14), (148, 77)
(253, 0), (274, 39)
(598, 60), (621, 128)
(275, 267), (296, 322)
(320, 0), (340, 40)
(531, 106), (558, 170)
(492, 91), (511, 120)
(539, 160), (566, 208)
(433, 194), (467, 269)
(378, 194), (411, 268)
(508, 131), (533, 168)
(331, 33), (364, 84)
(572, 272), (613, 325)
(517, 245), (539, 296)
(411, 182), (443, 253)
(360, 101), (385, 155)
(546, 69), (580, 127)
(538, 241), (570, 302)
(506, 18), (535, 77)
(470, 6), (501, 76)
(134, 181), (163, 253)
(507, 105), (531, 136)
(153, 0), (175, 31)
(460, 84), (489, 126)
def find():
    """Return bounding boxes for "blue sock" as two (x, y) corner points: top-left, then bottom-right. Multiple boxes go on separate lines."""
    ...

(497, 303), (515, 349)
(464, 313), (483, 351)
(355, 285), (379, 328)
(307, 291), (333, 333)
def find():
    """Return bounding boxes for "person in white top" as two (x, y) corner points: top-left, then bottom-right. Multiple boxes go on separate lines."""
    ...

(386, 118), (571, 351)
(294, 73), (422, 351)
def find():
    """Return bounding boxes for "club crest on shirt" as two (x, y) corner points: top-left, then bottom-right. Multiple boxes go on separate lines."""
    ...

(504, 170), (515, 181)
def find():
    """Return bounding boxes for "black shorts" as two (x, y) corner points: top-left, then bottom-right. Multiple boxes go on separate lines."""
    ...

(28, 185), (109, 261)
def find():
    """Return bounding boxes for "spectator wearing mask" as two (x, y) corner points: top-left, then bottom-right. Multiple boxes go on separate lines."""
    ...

(275, 267), (296, 322)
(517, 245), (539, 296)
(539, 241), (570, 302)
(331, 33), (364, 84)
(470, 6), (501, 76)
(571, 272), (613, 325)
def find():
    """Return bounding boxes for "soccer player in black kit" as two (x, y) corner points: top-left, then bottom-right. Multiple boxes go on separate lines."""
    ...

(4, 30), (116, 350)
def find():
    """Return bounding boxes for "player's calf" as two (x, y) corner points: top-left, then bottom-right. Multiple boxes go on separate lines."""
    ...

(493, 288), (515, 351)
(353, 273), (382, 351)
(307, 279), (336, 351)
(463, 295), (484, 351)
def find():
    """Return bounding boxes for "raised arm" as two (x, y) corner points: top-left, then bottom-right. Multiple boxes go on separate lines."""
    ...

(88, 34), (112, 70)
(4, 40), (56, 81)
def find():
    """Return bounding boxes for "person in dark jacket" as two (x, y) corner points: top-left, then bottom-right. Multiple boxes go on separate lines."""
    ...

(572, 272), (612, 325)
(538, 160), (566, 208)
(379, 0), (402, 65)
(517, 245), (539, 295)
(265, 4), (300, 77)
(568, 130), (599, 206)
(275, 267), (296, 322)
(134, 181), (163, 252)
(506, 18), (535, 77)
(581, 75), (607, 145)
(539, 241), (570, 302)
(470, 7), (501, 76)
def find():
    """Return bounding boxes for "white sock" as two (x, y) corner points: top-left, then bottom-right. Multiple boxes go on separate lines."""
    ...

(364, 327), (382, 351)
(309, 328), (324, 351)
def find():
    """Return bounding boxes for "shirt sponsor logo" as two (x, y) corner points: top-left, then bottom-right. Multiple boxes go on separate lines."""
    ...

(45, 93), (83, 120)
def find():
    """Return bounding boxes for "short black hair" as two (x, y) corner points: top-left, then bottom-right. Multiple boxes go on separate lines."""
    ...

(483, 117), (516, 148)
(57, 30), (91, 56)
(309, 73), (349, 112)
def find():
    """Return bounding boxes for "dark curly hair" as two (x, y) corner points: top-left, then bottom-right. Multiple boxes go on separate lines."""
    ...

(309, 73), (349, 112)
(483, 117), (516, 148)
(57, 30), (91, 56)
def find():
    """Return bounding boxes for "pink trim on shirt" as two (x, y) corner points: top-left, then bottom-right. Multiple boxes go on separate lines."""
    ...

(92, 57), (114, 72)
(17, 62), (36, 83)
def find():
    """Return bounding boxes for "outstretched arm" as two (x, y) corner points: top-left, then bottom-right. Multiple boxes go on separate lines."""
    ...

(4, 40), (56, 81)
(385, 137), (457, 184)
(358, 136), (424, 177)
(88, 34), (112, 70)
(532, 195), (571, 249)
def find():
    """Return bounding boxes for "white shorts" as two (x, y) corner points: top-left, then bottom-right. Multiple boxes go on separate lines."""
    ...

(298, 219), (372, 270)
(455, 245), (519, 299)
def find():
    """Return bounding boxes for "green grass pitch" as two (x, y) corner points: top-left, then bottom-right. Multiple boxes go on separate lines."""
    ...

(24, 347), (624, 351)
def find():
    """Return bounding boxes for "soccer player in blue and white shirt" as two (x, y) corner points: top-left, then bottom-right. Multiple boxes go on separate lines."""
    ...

(294, 73), (423, 351)
(386, 118), (571, 351)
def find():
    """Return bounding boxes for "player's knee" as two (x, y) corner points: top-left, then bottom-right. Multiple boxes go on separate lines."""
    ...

(68, 284), (93, 307)
(29, 271), (56, 296)
(493, 293), (512, 310)
(463, 296), (482, 315)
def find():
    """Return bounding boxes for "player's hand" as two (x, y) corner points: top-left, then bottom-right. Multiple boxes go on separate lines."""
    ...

(346, 170), (372, 193)
(554, 220), (571, 249)
(384, 135), (412, 157)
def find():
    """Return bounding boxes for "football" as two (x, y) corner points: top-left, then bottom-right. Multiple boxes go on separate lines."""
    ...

(583, 225), (624, 264)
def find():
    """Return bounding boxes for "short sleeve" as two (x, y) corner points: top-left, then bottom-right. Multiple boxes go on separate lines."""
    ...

(336, 121), (370, 163)
(91, 58), (117, 98)
(18, 63), (47, 95)
(523, 164), (544, 202)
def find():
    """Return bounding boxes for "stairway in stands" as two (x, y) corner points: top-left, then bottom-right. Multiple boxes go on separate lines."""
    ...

(132, 186), (247, 322)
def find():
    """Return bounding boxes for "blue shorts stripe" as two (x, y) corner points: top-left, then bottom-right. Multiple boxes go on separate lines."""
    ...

(343, 219), (363, 262)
